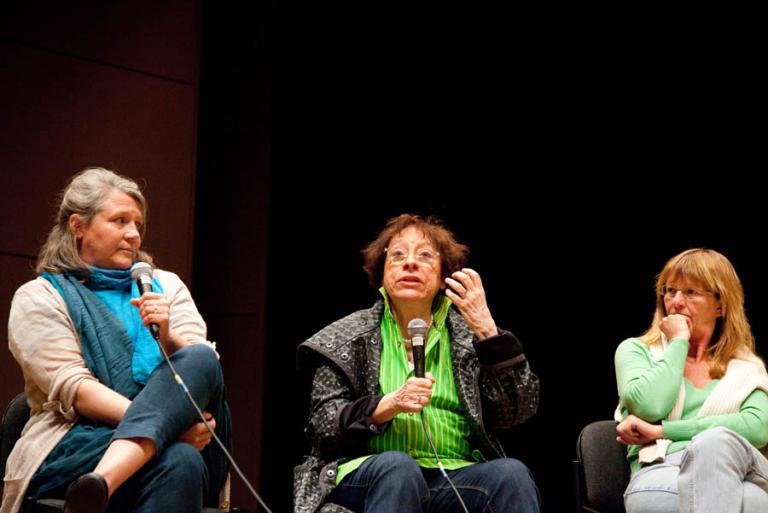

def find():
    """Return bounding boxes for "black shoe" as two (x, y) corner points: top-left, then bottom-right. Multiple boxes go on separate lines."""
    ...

(63, 472), (109, 513)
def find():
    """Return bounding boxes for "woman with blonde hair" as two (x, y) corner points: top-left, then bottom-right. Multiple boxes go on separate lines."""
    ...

(615, 248), (768, 513)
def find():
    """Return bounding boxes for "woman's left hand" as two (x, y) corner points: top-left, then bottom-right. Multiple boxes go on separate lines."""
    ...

(616, 414), (663, 446)
(130, 292), (171, 342)
(179, 412), (216, 451)
(445, 268), (498, 339)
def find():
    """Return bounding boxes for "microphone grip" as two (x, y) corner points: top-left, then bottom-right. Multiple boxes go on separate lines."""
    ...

(412, 340), (425, 378)
(148, 323), (161, 340)
(137, 278), (160, 340)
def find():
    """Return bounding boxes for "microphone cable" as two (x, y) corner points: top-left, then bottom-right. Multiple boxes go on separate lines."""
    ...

(407, 317), (468, 512)
(418, 409), (469, 513)
(131, 263), (271, 512)
(152, 334), (274, 513)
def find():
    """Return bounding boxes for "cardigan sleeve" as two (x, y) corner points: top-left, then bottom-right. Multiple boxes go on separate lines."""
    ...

(615, 337), (689, 421)
(8, 278), (97, 420)
(663, 389), (768, 447)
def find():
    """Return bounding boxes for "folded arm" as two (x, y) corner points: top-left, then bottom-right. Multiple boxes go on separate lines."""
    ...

(615, 337), (689, 421)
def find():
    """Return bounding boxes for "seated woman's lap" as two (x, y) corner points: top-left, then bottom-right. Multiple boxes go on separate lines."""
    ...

(114, 344), (230, 506)
(329, 453), (539, 513)
(623, 454), (681, 513)
(114, 344), (223, 453)
(427, 459), (539, 513)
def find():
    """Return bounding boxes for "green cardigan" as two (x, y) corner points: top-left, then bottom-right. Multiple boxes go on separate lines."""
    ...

(615, 337), (768, 474)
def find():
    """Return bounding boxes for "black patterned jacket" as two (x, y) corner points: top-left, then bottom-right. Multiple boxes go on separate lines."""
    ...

(293, 300), (539, 513)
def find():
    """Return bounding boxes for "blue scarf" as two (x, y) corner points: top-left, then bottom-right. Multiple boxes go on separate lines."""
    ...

(42, 267), (164, 387)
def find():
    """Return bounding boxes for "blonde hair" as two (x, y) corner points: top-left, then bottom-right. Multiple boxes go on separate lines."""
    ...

(36, 167), (153, 275)
(639, 248), (755, 378)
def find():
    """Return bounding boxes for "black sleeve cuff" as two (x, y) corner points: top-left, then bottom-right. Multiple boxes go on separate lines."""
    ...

(472, 329), (525, 366)
(338, 395), (390, 438)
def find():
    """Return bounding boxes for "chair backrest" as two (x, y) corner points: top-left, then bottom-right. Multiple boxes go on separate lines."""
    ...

(574, 420), (630, 513)
(0, 392), (31, 481)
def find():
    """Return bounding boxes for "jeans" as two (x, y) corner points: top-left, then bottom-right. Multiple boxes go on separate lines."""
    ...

(624, 427), (768, 513)
(327, 451), (540, 513)
(109, 344), (231, 513)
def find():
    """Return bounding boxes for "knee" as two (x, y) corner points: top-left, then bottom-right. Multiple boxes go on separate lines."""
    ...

(689, 426), (744, 455)
(483, 459), (538, 499)
(174, 344), (222, 387)
(175, 343), (218, 367)
(487, 458), (535, 486)
(624, 464), (679, 513)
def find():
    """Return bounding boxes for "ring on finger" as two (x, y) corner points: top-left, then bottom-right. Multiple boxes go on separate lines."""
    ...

(153, 304), (159, 313)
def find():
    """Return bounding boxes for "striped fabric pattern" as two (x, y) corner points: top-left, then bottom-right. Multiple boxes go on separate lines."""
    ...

(336, 290), (475, 484)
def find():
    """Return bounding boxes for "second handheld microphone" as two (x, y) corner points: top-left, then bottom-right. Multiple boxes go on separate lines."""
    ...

(407, 318), (428, 378)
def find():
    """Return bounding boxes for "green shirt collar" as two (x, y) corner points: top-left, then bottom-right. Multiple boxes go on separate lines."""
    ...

(378, 286), (452, 329)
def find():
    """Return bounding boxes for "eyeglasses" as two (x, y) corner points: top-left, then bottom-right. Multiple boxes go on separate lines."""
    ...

(385, 246), (440, 266)
(661, 286), (712, 301)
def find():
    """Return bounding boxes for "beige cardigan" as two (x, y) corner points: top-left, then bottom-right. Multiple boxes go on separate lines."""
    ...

(1, 270), (214, 513)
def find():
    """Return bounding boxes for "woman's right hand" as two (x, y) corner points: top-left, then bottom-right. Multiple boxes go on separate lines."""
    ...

(660, 314), (692, 341)
(371, 373), (435, 424)
(130, 292), (171, 343)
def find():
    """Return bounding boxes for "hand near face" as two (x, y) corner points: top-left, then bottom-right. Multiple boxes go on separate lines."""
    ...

(445, 268), (498, 340)
(616, 414), (663, 446)
(660, 314), (692, 341)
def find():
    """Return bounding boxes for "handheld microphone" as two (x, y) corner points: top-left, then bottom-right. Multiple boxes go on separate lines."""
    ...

(407, 316), (469, 512)
(407, 318), (428, 378)
(128, 264), (272, 512)
(130, 262), (160, 340)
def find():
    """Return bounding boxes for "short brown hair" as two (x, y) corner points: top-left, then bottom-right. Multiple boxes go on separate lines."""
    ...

(362, 214), (468, 288)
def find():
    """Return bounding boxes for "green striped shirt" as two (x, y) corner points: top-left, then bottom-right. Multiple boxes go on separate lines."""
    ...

(336, 289), (475, 484)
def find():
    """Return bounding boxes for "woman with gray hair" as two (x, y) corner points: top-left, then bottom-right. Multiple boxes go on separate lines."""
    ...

(1, 168), (230, 513)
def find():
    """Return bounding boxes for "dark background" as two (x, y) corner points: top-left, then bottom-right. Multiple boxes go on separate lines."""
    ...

(2, 3), (765, 513)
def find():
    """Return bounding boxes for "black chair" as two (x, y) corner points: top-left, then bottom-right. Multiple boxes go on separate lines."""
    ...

(574, 420), (630, 513)
(1, 393), (232, 513)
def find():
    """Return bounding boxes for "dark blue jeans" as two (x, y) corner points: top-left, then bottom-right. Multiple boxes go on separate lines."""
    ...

(31, 344), (231, 513)
(327, 451), (540, 513)
(110, 343), (231, 513)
